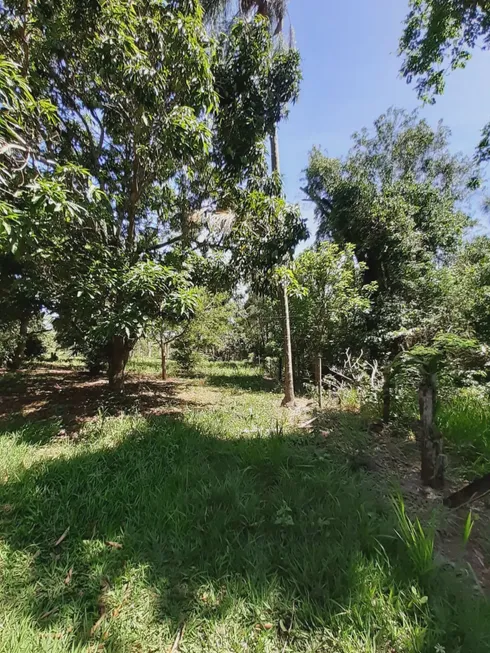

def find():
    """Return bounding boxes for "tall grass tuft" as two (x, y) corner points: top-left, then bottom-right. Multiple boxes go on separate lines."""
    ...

(392, 496), (435, 577)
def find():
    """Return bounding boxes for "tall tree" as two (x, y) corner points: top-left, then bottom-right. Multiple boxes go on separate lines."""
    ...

(204, 0), (299, 406)
(304, 109), (477, 409)
(304, 109), (483, 485)
(1, 1), (305, 387)
(289, 243), (375, 383)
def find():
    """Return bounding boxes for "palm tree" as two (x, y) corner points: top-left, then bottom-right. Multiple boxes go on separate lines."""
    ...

(204, 0), (296, 406)
(203, 0), (286, 34)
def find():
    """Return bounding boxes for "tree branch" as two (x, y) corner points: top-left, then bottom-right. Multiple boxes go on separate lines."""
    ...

(144, 235), (183, 253)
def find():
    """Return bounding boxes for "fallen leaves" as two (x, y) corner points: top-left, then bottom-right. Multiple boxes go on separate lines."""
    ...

(298, 417), (317, 429)
(169, 624), (185, 652)
(105, 540), (123, 549)
(54, 526), (70, 547)
(41, 607), (58, 620)
(64, 567), (73, 585)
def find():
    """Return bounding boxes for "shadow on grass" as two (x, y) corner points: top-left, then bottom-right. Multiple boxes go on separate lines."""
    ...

(202, 364), (279, 393)
(0, 367), (192, 439)
(1, 413), (489, 651)
(204, 373), (279, 392)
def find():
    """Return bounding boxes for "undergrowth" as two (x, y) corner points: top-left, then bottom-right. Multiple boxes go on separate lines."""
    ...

(438, 388), (490, 478)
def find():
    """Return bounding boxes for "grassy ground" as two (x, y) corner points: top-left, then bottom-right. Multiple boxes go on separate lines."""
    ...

(438, 388), (490, 479)
(0, 362), (489, 652)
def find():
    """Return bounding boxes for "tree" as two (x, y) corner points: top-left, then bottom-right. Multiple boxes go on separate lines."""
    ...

(289, 243), (375, 386)
(454, 236), (490, 346)
(205, 0), (300, 406)
(304, 109), (476, 346)
(0, 38), (98, 370)
(304, 109), (479, 421)
(173, 289), (238, 374)
(399, 0), (490, 160)
(2, 2), (305, 389)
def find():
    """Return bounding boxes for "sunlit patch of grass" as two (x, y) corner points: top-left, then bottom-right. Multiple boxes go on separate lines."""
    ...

(126, 356), (178, 377)
(438, 389), (490, 478)
(0, 363), (489, 651)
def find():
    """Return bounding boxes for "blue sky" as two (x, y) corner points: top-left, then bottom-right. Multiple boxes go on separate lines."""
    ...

(278, 0), (490, 245)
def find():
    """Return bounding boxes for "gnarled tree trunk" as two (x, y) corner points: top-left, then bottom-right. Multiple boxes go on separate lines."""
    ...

(107, 335), (133, 392)
(8, 316), (29, 371)
(419, 372), (444, 489)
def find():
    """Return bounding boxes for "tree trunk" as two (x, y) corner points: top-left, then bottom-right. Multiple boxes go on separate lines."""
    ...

(270, 125), (295, 407)
(280, 282), (295, 407)
(8, 316), (29, 371)
(160, 333), (168, 381)
(382, 365), (391, 424)
(108, 335), (132, 391)
(419, 372), (444, 489)
(270, 127), (280, 175)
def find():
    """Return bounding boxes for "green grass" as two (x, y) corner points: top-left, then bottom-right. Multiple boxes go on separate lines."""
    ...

(126, 355), (177, 377)
(0, 363), (489, 652)
(438, 388), (490, 478)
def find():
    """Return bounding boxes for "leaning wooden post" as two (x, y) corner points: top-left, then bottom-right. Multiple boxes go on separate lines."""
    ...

(419, 369), (444, 489)
(317, 353), (323, 409)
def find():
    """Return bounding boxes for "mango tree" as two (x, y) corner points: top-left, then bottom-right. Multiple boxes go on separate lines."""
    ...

(2, 0), (305, 389)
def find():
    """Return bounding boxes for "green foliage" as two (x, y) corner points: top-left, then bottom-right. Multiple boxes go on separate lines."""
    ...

(0, 1), (305, 381)
(392, 496), (435, 577)
(462, 511), (475, 548)
(0, 54), (58, 240)
(231, 292), (282, 361)
(304, 108), (477, 360)
(454, 236), (490, 345)
(173, 289), (238, 373)
(229, 190), (307, 291)
(400, 0), (490, 101)
(289, 242), (375, 372)
(400, 0), (490, 159)
(438, 388), (490, 477)
(54, 261), (197, 366)
(394, 333), (486, 381)
(213, 18), (301, 179)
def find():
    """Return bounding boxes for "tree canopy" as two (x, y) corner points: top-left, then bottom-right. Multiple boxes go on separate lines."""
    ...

(400, 0), (490, 159)
(0, 0), (305, 386)
(303, 108), (478, 359)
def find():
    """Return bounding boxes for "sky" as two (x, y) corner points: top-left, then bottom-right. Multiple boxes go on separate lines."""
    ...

(278, 0), (490, 247)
